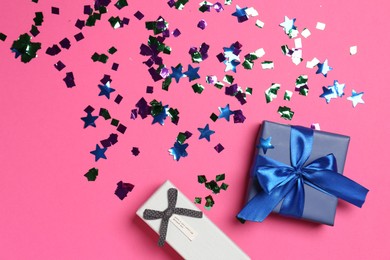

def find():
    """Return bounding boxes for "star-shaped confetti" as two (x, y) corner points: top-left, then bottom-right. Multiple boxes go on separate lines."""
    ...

(224, 59), (240, 72)
(169, 141), (189, 161)
(198, 124), (215, 142)
(90, 144), (107, 161)
(170, 64), (185, 83)
(223, 46), (240, 62)
(316, 59), (333, 77)
(332, 80), (346, 97)
(184, 64), (200, 81)
(258, 137), (274, 154)
(98, 81), (116, 99)
(218, 104), (233, 121)
(279, 16), (296, 35)
(347, 90), (364, 107)
(231, 5), (248, 23)
(81, 112), (98, 128)
(319, 86), (337, 104)
(151, 105), (169, 125)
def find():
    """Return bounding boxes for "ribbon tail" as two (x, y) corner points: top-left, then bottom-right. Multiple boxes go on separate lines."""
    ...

(158, 218), (169, 247)
(279, 178), (305, 218)
(237, 180), (296, 222)
(305, 170), (369, 207)
(174, 208), (203, 218)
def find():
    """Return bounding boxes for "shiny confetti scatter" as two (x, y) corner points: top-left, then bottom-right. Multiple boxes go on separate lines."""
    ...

(258, 137), (274, 154)
(11, 34), (41, 63)
(278, 106), (294, 120)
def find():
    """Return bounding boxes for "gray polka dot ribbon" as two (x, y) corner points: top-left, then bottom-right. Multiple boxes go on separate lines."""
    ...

(143, 188), (203, 246)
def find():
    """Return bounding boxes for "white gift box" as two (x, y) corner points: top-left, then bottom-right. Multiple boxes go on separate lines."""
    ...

(136, 180), (250, 260)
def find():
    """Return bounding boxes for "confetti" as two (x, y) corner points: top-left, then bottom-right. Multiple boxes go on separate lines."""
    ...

(233, 110), (246, 123)
(258, 137), (274, 154)
(255, 19), (264, 28)
(277, 106), (295, 120)
(10, 33), (41, 63)
(81, 111), (98, 128)
(63, 72), (76, 88)
(33, 12), (44, 26)
(284, 90), (293, 101)
(189, 42), (209, 63)
(218, 104), (233, 121)
(115, 0), (128, 10)
(59, 38), (71, 49)
(192, 83), (205, 94)
(198, 124), (215, 142)
(220, 183), (229, 190)
(170, 0), (189, 10)
(134, 11), (144, 20)
(54, 61), (66, 71)
(51, 7), (60, 15)
(279, 16), (298, 38)
(350, 46), (358, 55)
(184, 65), (201, 81)
(215, 173), (225, 181)
(194, 197), (202, 204)
(306, 57), (320, 69)
(131, 147), (140, 156)
(231, 5), (249, 23)
(98, 81), (116, 99)
(311, 123), (321, 130)
(295, 75), (309, 96)
(316, 22), (326, 30)
(92, 52), (109, 63)
(115, 181), (134, 200)
(114, 94), (123, 104)
(90, 144), (107, 161)
(198, 175), (207, 184)
(204, 195), (215, 209)
(146, 17), (169, 35)
(75, 19), (85, 30)
(46, 44), (61, 56)
(214, 143), (224, 153)
(261, 61), (274, 69)
(301, 28), (311, 38)
(197, 19), (207, 30)
(347, 90), (365, 107)
(169, 141), (189, 161)
(265, 83), (280, 103)
(84, 168), (99, 181)
(99, 108), (111, 120)
(316, 59), (333, 77)
(30, 25), (40, 37)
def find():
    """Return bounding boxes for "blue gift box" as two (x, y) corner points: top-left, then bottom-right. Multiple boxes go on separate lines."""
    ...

(237, 121), (368, 225)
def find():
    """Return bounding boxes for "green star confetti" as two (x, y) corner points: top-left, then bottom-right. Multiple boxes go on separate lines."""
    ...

(91, 52), (109, 63)
(192, 83), (204, 94)
(284, 90), (293, 101)
(198, 175), (207, 184)
(10, 33), (41, 63)
(278, 106), (295, 120)
(265, 83), (280, 103)
(84, 168), (99, 181)
(194, 197), (202, 204)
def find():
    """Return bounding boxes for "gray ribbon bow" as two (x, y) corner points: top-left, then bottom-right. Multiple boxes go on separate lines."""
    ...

(143, 188), (203, 246)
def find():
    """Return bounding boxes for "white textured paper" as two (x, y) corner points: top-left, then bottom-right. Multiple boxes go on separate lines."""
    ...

(170, 215), (198, 241)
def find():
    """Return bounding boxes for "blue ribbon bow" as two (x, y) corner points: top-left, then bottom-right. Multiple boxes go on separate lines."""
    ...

(237, 125), (368, 222)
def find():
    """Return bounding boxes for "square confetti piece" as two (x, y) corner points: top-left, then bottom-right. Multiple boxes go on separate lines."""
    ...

(316, 22), (326, 30)
(134, 11), (144, 20)
(114, 94), (123, 104)
(74, 32), (84, 41)
(54, 60), (66, 71)
(112, 63), (119, 71)
(51, 7), (60, 15)
(0, 33), (7, 41)
(117, 124), (127, 134)
(214, 143), (224, 153)
(301, 28), (311, 38)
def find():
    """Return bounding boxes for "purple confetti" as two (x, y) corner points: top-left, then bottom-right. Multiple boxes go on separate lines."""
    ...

(75, 19), (85, 30)
(131, 147), (140, 156)
(114, 94), (123, 104)
(214, 143), (224, 153)
(134, 11), (144, 20)
(146, 86), (154, 94)
(197, 19), (207, 30)
(46, 44), (61, 56)
(172, 28), (181, 37)
(63, 72), (75, 88)
(117, 124), (127, 134)
(233, 110), (246, 123)
(51, 7), (60, 15)
(74, 32), (84, 41)
(114, 181), (134, 200)
(59, 38), (71, 49)
(54, 60), (66, 71)
(84, 105), (95, 113)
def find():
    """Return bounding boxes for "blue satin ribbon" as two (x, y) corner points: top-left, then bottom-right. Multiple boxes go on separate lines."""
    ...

(237, 125), (369, 222)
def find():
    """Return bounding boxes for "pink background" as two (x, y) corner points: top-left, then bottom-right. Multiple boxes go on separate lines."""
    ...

(1, 0), (389, 259)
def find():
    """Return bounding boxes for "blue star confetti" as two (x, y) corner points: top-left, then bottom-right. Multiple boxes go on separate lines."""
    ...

(316, 59), (333, 77)
(169, 141), (189, 161)
(279, 16), (298, 38)
(81, 112), (98, 128)
(98, 81), (116, 99)
(258, 137), (274, 154)
(90, 144), (107, 161)
(184, 64), (200, 81)
(170, 64), (186, 83)
(198, 124), (215, 142)
(347, 90), (365, 107)
(218, 104), (233, 121)
(319, 86), (337, 104)
(231, 5), (248, 23)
